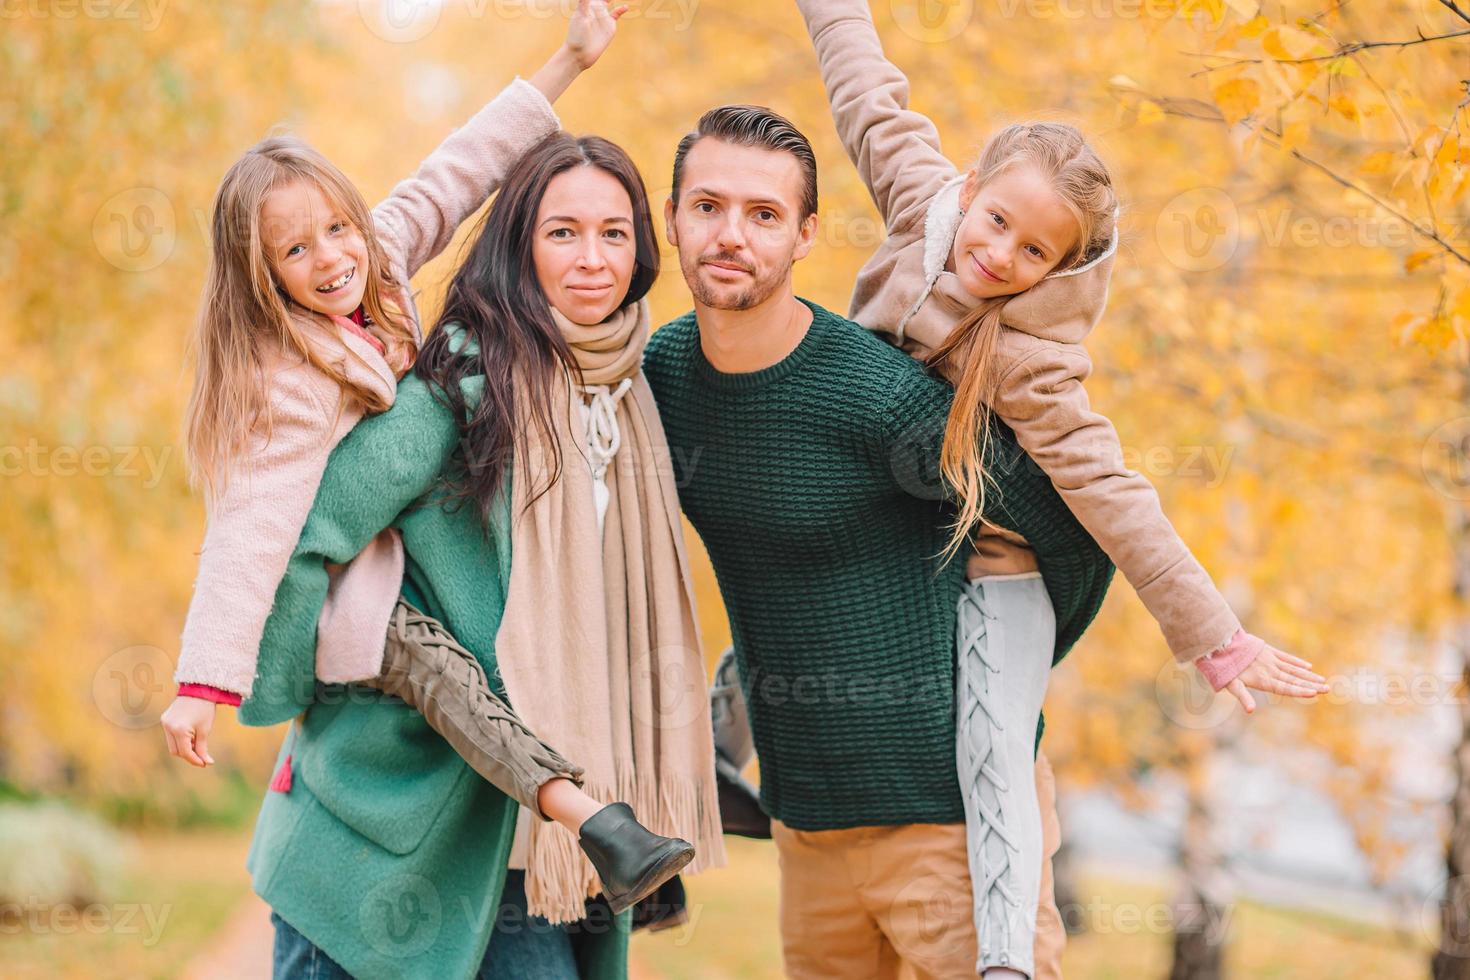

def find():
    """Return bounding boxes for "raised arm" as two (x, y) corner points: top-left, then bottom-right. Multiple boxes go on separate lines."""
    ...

(371, 0), (626, 284)
(796, 0), (960, 233)
(238, 370), (468, 726)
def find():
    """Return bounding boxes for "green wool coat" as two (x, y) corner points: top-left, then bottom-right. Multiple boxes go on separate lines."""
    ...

(239, 353), (630, 980)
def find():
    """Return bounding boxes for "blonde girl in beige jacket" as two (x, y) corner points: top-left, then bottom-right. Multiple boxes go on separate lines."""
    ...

(795, 0), (1330, 976)
(159, 1), (698, 915)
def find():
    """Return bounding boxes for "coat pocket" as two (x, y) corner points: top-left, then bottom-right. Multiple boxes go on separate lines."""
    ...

(295, 692), (471, 855)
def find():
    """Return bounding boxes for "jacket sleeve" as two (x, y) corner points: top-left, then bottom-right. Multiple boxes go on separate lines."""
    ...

(993, 347), (1241, 662)
(372, 77), (561, 284)
(240, 372), (467, 724)
(796, 0), (959, 234)
(174, 366), (356, 697)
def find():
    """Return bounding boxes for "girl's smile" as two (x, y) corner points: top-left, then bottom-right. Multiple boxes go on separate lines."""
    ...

(261, 179), (371, 317)
(951, 166), (1080, 300)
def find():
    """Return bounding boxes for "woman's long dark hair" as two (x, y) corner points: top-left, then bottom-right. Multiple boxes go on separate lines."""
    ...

(415, 132), (660, 525)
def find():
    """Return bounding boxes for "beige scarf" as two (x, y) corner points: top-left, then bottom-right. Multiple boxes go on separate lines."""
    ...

(493, 298), (726, 923)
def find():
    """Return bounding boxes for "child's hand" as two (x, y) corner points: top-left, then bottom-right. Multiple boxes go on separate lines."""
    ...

(1224, 643), (1328, 714)
(161, 695), (218, 767)
(564, 0), (628, 71)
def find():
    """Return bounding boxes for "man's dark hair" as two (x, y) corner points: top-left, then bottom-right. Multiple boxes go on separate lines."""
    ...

(671, 105), (818, 220)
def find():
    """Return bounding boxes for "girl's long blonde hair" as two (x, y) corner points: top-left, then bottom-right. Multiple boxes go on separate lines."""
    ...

(184, 135), (416, 498)
(926, 122), (1117, 560)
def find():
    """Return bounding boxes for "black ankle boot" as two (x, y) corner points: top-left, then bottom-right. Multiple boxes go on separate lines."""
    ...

(578, 803), (694, 914)
(716, 755), (771, 839)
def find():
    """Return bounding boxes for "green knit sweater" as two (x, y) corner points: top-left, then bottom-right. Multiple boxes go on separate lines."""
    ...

(643, 299), (1113, 831)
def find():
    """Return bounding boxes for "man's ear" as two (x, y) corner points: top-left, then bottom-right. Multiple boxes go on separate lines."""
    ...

(791, 211), (819, 263)
(663, 196), (678, 247)
(959, 168), (980, 211)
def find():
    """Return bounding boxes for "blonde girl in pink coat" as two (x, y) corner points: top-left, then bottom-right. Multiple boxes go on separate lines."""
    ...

(160, 0), (695, 915)
(792, 0), (1332, 976)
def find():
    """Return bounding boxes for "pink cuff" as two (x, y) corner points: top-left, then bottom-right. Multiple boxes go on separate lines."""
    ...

(178, 683), (243, 707)
(1193, 630), (1265, 691)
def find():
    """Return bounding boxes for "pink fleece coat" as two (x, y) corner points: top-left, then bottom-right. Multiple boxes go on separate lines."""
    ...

(174, 78), (561, 697)
(799, 0), (1241, 662)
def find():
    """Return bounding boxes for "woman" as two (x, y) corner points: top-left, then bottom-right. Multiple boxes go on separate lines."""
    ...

(242, 131), (725, 980)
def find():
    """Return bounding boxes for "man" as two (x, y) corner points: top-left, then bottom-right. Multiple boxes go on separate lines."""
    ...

(642, 105), (1106, 979)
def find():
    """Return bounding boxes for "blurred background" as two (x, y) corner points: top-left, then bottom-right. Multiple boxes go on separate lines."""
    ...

(4, 0), (1469, 976)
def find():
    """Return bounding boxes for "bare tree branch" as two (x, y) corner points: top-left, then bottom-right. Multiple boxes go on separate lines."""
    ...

(1143, 97), (1470, 268)
(1188, 27), (1470, 76)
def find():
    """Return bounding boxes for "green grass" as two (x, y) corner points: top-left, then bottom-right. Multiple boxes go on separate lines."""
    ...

(632, 842), (1431, 979)
(1, 828), (255, 980)
(0, 826), (1429, 979)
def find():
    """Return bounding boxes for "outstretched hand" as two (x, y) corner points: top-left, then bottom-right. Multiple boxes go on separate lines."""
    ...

(1225, 643), (1329, 714)
(565, 0), (628, 70)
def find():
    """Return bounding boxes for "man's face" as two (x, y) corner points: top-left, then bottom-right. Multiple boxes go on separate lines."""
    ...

(665, 138), (817, 311)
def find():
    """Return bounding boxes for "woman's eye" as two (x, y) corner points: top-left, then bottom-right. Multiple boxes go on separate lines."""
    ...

(549, 228), (573, 239)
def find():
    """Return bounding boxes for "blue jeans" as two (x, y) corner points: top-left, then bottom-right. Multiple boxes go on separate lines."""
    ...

(271, 872), (578, 980)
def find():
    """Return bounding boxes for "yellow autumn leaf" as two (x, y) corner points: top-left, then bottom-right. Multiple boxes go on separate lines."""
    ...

(1359, 150), (1397, 175)
(1435, 133), (1461, 169)
(1213, 77), (1261, 124)
(1330, 93), (1360, 122)
(1137, 100), (1165, 126)
(1279, 120), (1311, 153)
(1405, 250), (1437, 273)
(1238, 14), (1269, 37)
(1263, 25), (1324, 61)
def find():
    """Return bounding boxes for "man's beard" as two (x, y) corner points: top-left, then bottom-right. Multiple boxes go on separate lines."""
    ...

(681, 249), (789, 311)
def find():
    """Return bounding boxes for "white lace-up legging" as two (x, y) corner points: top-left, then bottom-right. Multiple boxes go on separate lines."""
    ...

(956, 572), (1056, 978)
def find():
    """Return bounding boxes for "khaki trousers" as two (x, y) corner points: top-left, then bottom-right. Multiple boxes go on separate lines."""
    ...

(773, 750), (1065, 980)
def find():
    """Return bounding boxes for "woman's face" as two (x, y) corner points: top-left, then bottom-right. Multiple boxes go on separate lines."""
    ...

(532, 165), (638, 325)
